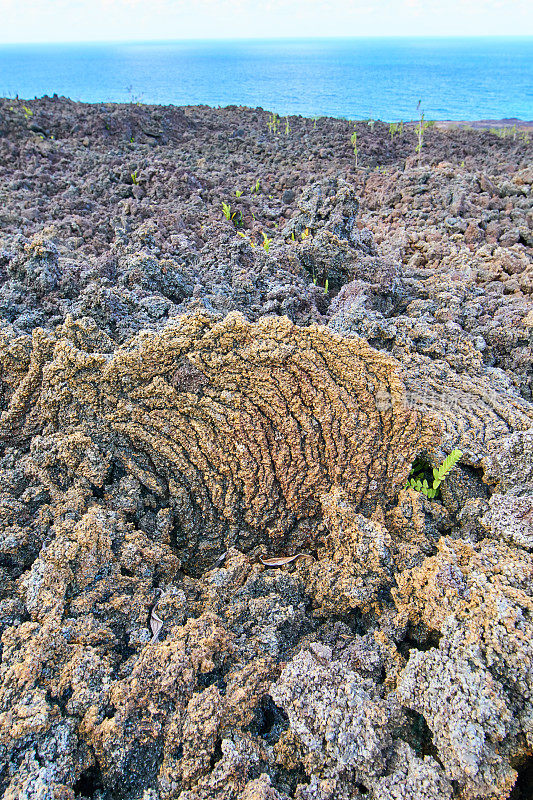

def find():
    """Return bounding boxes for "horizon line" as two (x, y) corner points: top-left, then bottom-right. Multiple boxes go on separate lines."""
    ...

(2, 33), (533, 46)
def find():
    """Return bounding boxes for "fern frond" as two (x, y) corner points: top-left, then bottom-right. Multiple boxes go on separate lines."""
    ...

(439, 449), (463, 477)
(405, 449), (463, 501)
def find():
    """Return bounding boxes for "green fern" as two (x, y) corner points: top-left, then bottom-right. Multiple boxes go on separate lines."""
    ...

(406, 449), (463, 499)
(261, 232), (272, 253)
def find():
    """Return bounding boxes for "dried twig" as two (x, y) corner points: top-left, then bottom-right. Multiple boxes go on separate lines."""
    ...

(213, 551), (228, 568)
(259, 553), (311, 567)
(150, 589), (165, 642)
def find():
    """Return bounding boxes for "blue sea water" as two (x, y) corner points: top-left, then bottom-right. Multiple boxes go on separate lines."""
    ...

(0, 37), (532, 121)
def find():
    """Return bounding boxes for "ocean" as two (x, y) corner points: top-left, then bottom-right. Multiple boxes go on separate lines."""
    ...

(0, 37), (532, 121)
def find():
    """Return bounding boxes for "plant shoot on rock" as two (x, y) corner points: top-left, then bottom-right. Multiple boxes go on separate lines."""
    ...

(351, 124), (358, 167)
(406, 449), (463, 499)
(415, 101), (431, 166)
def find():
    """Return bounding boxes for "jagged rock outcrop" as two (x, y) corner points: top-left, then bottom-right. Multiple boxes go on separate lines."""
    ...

(271, 642), (453, 800)
(329, 283), (533, 464)
(281, 180), (399, 293)
(297, 488), (394, 617)
(394, 537), (533, 800)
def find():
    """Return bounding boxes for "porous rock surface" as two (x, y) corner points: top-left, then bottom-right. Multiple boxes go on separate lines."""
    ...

(0, 97), (532, 800)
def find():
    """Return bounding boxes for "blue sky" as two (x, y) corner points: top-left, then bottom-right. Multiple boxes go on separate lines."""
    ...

(3, 0), (533, 43)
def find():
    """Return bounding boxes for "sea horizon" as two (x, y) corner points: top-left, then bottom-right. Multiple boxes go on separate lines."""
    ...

(1, 36), (532, 121)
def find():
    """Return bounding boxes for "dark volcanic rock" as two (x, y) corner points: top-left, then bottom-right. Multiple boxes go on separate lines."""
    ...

(0, 97), (532, 800)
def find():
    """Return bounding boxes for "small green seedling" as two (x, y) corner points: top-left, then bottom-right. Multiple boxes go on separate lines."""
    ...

(261, 232), (272, 252)
(222, 201), (243, 227)
(231, 210), (243, 228)
(251, 179), (261, 194)
(415, 101), (432, 166)
(324, 278), (329, 294)
(494, 127), (513, 139)
(131, 170), (139, 185)
(237, 231), (255, 246)
(285, 116), (291, 136)
(351, 125), (358, 167)
(389, 121), (404, 141)
(301, 227), (310, 240)
(406, 449), (463, 499)
(22, 105), (33, 120)
(267, 112), (279, 134)
(235, 189), (243, 198)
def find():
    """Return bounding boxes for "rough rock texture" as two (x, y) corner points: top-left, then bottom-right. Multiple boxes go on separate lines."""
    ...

(394, 537), (533, 800)
(0, 97), (532, 800)
(482, 490), (533, 549)
(271, 642), (453, 800)
(329, 279), (533, 465)
(0, 312), (435, 573)
(298, 488), (394, 617)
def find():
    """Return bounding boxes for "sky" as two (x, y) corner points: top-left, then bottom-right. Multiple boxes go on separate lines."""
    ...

(2, 0), (533, 43)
